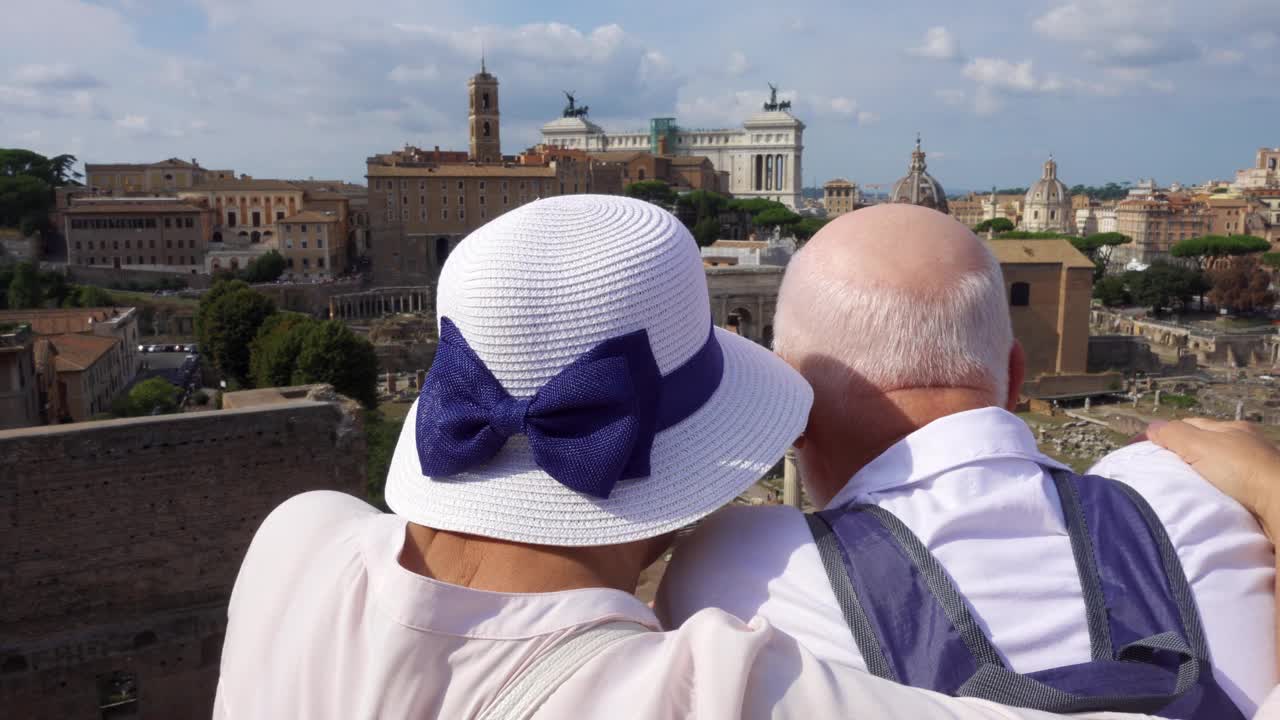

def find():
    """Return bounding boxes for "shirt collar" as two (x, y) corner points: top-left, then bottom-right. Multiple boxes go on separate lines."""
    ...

(826, 407), (1068, 510)
(364, 514), (660, 639)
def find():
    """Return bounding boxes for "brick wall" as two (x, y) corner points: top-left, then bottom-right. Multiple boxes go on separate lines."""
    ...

(0, 397), (366, 719)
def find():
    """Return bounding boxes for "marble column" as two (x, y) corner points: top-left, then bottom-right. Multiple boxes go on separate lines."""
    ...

(783, 448), (802, 509)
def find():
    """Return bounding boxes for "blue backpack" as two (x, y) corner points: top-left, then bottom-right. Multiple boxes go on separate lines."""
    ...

(805, 469), (1244, 719)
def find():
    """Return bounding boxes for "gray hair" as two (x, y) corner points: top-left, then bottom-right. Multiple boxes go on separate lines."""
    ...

(773, 243), (1013, 405)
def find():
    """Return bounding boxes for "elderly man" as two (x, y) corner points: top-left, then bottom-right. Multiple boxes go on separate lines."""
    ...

(659, 205), (1275, 718)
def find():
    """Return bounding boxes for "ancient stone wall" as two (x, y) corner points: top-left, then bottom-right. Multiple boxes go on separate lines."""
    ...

(62, 264), (212, 290)
(0, 398), (366, 719)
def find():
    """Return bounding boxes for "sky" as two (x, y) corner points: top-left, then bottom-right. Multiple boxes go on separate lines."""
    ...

(2, 0), (1278, 192)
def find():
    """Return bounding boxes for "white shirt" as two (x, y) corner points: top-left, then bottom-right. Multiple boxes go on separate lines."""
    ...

(214, 489), (1156, 719)
(657, 407), (1277, 717)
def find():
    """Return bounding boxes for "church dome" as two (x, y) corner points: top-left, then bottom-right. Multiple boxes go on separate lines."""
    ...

(1022, 156), (1073, 233)
(890, 136), (948, 214)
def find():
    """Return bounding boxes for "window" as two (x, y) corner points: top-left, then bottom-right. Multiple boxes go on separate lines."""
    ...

(402, 208), (409, 220)
(287, 257), (294, 268)
(124, 239), (131, 249)
(483, 121), (491, 137)
(87, 240), (94, 250)
(1010, 282), (1031, 307)
(503, 195), (509, 206)
(459, 209), (465, 220)
(75, 241), (81, 250)
(149, 239), (156, 249)
(228, 211), (238, 227)
(188, 238), (194, 248)
(419, 180), (426, 191)
(458, 181), (464, 190)
(457, 195), (464, 206)
(318, 258), (325, 268)
(403, 195), (409, 205)
(301, 224), (307, 233)
(114, 240), (119, 250)
(479, 181), (486, 191)
(302, 239), (308, 249)
(151, 256), (157, 264)
(480, 208), (487, 219)
(252, 211), (262, 227)
(479, 195), (485, 206)
(127, 256), (133, 264)
(286, 238), (293, 248)
(442, 208), (449, 220)
(276, 211), (284, 221)
(317, 237), (323, 248)
(420, 195), (426, 205)
(165, 217), (172, 228)
(502, 181), (508, 192)
(441, 181), (448, 190)
(303, 258), (310, 267)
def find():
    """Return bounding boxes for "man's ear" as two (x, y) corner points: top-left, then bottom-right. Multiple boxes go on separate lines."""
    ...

(1006, 340), (1026, 412)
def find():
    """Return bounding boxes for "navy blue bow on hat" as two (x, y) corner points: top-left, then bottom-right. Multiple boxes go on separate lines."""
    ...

(416, 316), (724, 499)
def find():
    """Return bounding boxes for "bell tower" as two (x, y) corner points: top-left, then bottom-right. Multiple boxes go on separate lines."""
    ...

(468, 58), (500, 163)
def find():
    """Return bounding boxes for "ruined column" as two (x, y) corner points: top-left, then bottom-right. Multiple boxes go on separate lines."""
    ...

(416, 369), (426, 389)
(783, 447), (802, 509)
(1236, 401), (1245, 421)
(1084, 397), (1091, 412)
(387, 372), (397, 394)
(1154, 390), (1162, 410)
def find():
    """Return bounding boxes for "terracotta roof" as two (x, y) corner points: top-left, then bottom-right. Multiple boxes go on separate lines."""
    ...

(280, 211), (340, 223)
(48, 333), (118, 372)
(987, 239), (1094, 269)
(192, 178), (303, 191)
(367, 164), (557, 178)
(65, 202), (206, 214)
(0, 308), (133, 335)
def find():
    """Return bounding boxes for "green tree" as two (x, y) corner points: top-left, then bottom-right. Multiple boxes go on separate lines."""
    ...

(753, 206), (801, 229)
(6, 262), (42, 309)
(201, 286), (277, 384)
(727, 197), (789, 217)
(1170, 235), (1270, 267)
(793, 217), (829, 241)
(623, 180), (677, 207)
(0, 174), (52, 231)
(115, 377), (181, 417)
(1092, 275), (1131, 307)
(974, 217), (1015, 233)
(65, 284), (115, 308)
(995, 230), (1067, 239)
(291, 320), (380, 407)
(1127, 262), (1208, 314)
(243, 250), (287, 283)
(249, 312), (314, 388)
(691, 217), (720, 247)
(196, 278), (250, 344)
(1262, 252), (1280, 270)
(1207, 258), (1276, 315)
(1070, 232), (1132, 279)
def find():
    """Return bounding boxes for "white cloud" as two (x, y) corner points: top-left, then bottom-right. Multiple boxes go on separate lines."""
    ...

(388, 63), (439, 85)
(963, 58), (1040, 92)
(908, 27), (959, 61)
(828, 97), (856, 115)
(1206, 49), (1243, 65)
(856, 111), (878, 126)
(973, 85), (1002, 116)
(936, 88), (966, 106)
(727, 50), (749, 77)
(19, 129), (42, 143)
(1034, 1), (1201, 67)
(115, 114), (150, 132)
(12, 63), (101, 89)
(1249, 31), (1277, 49)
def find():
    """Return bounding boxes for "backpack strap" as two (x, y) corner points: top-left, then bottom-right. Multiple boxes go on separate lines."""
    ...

(477, 620), (648, 720)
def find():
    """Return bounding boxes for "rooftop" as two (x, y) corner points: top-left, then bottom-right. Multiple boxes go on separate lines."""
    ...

(986, 238), (1094, 269)
(45, 333), (119, 371)
(192, 178), (303, 191)
(0, 307), (137, 335)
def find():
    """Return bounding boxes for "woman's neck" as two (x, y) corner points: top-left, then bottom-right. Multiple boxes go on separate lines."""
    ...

(399, 523), (662, 594)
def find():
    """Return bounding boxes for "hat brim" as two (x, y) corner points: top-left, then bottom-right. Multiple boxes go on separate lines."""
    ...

(384, 327), (813, 546)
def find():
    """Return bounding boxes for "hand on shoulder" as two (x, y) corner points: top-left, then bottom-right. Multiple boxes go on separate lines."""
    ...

(1147, 419), (1280, 539)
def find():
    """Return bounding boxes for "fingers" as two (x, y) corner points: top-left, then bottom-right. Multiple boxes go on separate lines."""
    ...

(1182, 418), (1248, 434)
(1146, 420), (1208, 464)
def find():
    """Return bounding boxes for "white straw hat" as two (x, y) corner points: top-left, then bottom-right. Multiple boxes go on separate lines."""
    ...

(386, 194), (812, 546)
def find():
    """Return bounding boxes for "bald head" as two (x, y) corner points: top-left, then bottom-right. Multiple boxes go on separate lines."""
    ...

(774, 204), (1013, 404)
(805, 204), (995, 291)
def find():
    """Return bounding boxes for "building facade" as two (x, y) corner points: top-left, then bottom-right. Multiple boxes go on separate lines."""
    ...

(1021, 157), (1074, 233)
(64, 199), (213, 272)
(541, 86), (805, 209)
(1075, 203), (1118, 236)
(987, 239), (1094, 380)
(823, 178), (860, 216)
(1112, 196), (1210, 266)
(1234, 147), (1280, 189)
(85, 158), (235, 194)
(0, 324), (41, 429)
(280, 211), (345, 280)
(889, 136), (948, 214)
(468, 64), (501, 163)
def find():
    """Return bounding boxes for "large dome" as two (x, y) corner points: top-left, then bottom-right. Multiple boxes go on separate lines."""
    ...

(1022, 157), (1073, 233)
(890, 136), (948, 213)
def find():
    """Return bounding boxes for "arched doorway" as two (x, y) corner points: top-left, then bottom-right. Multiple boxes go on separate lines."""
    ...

(230, 258), (241, 271)
(435, 237), (451, 269)
(212, 231), (223, 243)
(250, 231), (261, 243)
(727, 307), (754, 341)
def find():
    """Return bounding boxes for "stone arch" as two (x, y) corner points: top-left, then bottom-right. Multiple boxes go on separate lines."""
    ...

(250, 231), (261, 243)
(435, 237), (451, 268)
(727, 306), (754, 340)
(212, 231), (222, 243)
